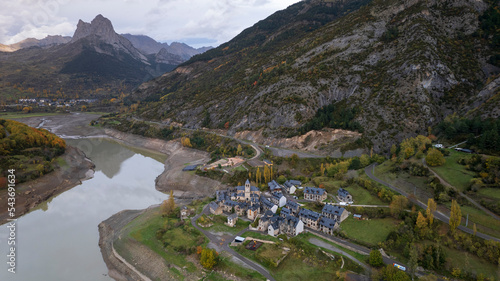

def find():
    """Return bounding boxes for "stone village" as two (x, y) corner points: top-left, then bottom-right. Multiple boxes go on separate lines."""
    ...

(208, 179), (352, 238)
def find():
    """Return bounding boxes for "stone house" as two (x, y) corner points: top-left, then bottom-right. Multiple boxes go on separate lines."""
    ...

(322, 204), (348, 222)
(209, 201), (222, 215)
(279, 215), (304, 237)
(226, 214), (238, 227)
(270, 192), (287, 207)
(337, 188), (353, 203)
(303, 186), (327, 202)
(318, 217), (338, 235)
(298, 208), (321, 230)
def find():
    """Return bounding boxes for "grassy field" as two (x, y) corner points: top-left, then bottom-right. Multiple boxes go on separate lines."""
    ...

(340, 217), (399, 246)
(298, 232), (368, 264)
(232, 165), (248, 172)
(234, 232), (362, 281)
(430, 150), (475, 192)
(127, 210), (203, 272)
(443, 246), (498, 279)
(344, 184), (387, 205)
(241, 231), (281, 242)
(301, 201), (324, 213)
(122, 207), (265, 280)
(312, 177), (343, 194)
(216, 255), (267, 280)
(237, 242), (288, 266)
(203, 215), (250, 234)
(0, 112), (67, 119)
(444, 202), (500, 239)
(477, 188), (500, 200)
(374, 160), (434, 202)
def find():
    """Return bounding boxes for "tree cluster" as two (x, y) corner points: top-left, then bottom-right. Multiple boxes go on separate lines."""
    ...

(298, 102), (363, 135)
(436, 116), (500, 153)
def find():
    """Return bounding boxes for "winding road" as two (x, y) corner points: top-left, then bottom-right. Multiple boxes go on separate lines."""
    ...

(191, 205), (276, 281)
(365, 164), (500, 242)
(421, 158), (500, 222)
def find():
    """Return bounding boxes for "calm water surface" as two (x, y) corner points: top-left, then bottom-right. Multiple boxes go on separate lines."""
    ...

(0, 138), (166, 281)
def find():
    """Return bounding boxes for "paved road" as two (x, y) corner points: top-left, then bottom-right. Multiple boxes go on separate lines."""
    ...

(308, 237), (370, 272)
(305, 229), (431, 276)
(191, 205), (276, 281)
(365, 164), (500, 242)
(422, 158), (500, 222)
(131, 116), (329, 160)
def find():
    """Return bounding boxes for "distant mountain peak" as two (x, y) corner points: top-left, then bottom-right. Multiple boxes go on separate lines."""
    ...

(72, 14), (118, 44)
(70, 14), (149, 63)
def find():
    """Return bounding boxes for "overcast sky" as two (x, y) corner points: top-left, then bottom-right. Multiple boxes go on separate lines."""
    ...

(1, 0), (300, 48)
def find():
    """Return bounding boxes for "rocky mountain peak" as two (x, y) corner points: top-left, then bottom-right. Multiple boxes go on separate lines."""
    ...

(71, 14), (119, 44)
(70, 14), (148, 63)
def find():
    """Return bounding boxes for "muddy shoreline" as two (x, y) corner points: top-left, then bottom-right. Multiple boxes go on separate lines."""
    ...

(98, 209), (147, 281)
(11, 113), (227, 280)
(0, 145), (95, 225)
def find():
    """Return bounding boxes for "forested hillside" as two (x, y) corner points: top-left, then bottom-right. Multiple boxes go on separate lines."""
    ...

(127, 0), (500, 153)
(0, 119), (66, 186)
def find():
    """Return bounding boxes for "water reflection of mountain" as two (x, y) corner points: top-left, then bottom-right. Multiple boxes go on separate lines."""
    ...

(66, 139), (134, 179)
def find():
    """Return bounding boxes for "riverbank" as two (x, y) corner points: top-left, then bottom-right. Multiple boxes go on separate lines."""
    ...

(0, 145), (95, 225)
(104, 128), (228, 199)
(98, 208), (149, 281)
(11, 113), (231, 279)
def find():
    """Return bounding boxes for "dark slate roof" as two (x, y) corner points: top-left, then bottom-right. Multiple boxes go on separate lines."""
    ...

(236, 185), (260, 192)
(272, 192), (284, 200)
(268, 180), (282, 191)
(228, 213), (238, 220)
(224, 200), (238, 207)
(216, 190), (226, 201)
(237, 202), (249, 209)
(285, 200), (300, 211)
(283, 215), (301, 228)
(322, 204), (346, 216)
(249, 204), (260, 211)
(281, 207), (291, 217)
(289, 180), (301, 186)
(319, 217), (338, 229)
(245, 179), (250, 185)
(304, 186), (326, 195)
(269, 216), (282, 229)
(208, 202), (219, 210)
(298, 208), (321, 221)
(182, 164), (199, 171)
(261, 197), (275, 208)
(338, 188), (350, 197)
(263, 159), (273, 165)
(260, 210), (275, 222)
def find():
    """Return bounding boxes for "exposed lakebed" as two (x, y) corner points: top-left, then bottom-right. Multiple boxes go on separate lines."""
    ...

(0, 138), (166, 281)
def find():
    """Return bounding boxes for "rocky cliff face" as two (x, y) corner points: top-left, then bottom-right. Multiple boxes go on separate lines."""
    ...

(0, 15), (179, 99)
(132, 0), (499, 153)
(71, 14), (148, 63)
(155, 48), (184, 65)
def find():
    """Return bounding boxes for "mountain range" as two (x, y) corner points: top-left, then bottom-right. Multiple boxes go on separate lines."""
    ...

(0, 15), (211, 99)
(128, 0), (500, 152)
